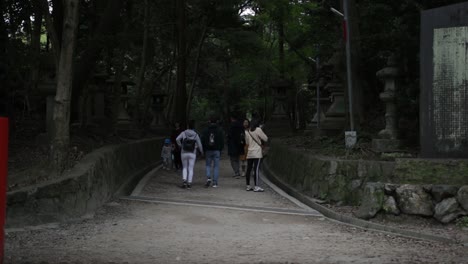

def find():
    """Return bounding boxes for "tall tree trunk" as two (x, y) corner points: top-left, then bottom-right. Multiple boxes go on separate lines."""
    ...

(174, 0), (187, 126)
(31, 1), (43, 91)
(134, 0), (150, 124)
(40, 0), (61, 65)
(52, 0), (63, 48)
(186, 21), (208, 119)
(349, 0), (364, 129)
(278, 17), (285, 79)
(50, 0), (79, 172)
(111, 49), (125, 132)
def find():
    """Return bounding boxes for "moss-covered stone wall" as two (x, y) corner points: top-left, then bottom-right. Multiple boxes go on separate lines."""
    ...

(264, 140), (468, 205)
(7, 137), (163, 227)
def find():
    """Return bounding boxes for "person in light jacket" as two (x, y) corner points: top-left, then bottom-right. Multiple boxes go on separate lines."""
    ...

(176, 120), (204, 189)
(244, 120), (268, 192)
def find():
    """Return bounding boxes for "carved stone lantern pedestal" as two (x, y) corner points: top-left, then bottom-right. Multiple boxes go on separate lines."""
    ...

(319, 50), (346, 135)
(150, 89), (169, 135)
(372, 55), (402, 152)
(37, 81), (56, 142)
(267, 78), (293, 136)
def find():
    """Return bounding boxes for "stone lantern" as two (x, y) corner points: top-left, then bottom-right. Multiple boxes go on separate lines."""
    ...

(36, 53), (56, 141)
(372, 54), (402, 152)
(321, 51), (346, 133)
(310, 77), (329, 127)
(150, 88), (167, 131)
(106, 76), (134, 128)
(267, 78), (293, 136)
(88, 68), (108, 125)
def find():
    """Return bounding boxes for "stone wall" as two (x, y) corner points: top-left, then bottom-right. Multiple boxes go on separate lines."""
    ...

(355, 183), (468, 223)
(264, 140), (468, 223)
(264, 141), (395, 204)
(7, 137), (163, 227)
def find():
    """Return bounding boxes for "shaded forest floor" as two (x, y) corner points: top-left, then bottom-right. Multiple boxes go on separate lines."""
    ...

(280, 133), (418, 160)
(7, 117), (153, 192)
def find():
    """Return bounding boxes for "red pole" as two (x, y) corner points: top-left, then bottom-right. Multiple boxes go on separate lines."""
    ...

(0, 117), (8, 264)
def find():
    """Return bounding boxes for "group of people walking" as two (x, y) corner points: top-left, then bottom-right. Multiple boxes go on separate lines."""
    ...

(163, 115), (268, 192)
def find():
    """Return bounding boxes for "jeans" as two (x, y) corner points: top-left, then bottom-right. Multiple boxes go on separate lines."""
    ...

(205, 150), (221, 184)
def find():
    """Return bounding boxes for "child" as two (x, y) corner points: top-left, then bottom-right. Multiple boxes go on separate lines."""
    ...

(161, 138), (172, 170)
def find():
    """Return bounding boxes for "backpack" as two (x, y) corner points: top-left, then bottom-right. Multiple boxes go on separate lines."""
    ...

(182, 135), (196, 151)
(208, 132), (215, 147)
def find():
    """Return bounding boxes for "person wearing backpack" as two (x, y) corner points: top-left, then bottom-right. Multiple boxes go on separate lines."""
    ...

(227, 115), (245, 179)
(176, 120), (204, 189)
(201, 116), (224, 188)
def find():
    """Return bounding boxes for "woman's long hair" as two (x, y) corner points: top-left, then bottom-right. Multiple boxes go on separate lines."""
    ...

(250, 120), (260, 132)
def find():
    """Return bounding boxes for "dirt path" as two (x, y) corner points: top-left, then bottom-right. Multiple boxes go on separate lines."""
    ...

(5, 157), (468, 263)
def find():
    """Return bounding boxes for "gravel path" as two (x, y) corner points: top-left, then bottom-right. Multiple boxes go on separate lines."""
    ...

(5, 157), (468, 264)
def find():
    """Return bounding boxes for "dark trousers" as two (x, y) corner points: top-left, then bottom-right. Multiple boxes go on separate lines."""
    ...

(245, 158), (261, 186)
(173, 149), (182, 169)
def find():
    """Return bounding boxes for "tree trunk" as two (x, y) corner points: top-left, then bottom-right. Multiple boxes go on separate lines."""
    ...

(186, 21), (208, 119)
(111, 49), (125, 132)
(278, 17), (285, 79)
(349, 0), (364, 129)
(174, 0), (187, 126)
(134, 0), (150, 124)
(52, 0), (63, 48)
(40, 0), (61, 65)
(50, 0), (79, 172)
(31, 1), (43, 91)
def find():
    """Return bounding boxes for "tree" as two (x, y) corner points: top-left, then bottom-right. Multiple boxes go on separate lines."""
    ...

(49, 0), (79, 171)
(173, 0), (188, 126)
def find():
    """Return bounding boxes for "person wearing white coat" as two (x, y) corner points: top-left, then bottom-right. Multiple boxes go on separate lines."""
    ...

(244, 121), (268, 192)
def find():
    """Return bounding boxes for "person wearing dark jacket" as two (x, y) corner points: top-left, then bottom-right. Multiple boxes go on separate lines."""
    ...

(227, 116), (245, 178)
(201, 117), (224, 188)
(170, 122), (183, 170)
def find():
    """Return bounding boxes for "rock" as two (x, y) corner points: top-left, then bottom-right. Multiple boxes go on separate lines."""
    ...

(384, 184), (399, 195)
(382, 195), (400, 215)
(354, 182), (385, 220)
(422, 184), (432, 193)
(349, 179), (362, 191)
(395, 184), (433, 216)
(434, 197), (466, 223)
(458, 186), (468, 212)
(431, 185), (459, 203)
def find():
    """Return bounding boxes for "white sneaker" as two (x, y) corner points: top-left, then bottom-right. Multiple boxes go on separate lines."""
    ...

(212, 184), (218, 188)
(246, 185), (253, 191)
(253, 186), (264, 192)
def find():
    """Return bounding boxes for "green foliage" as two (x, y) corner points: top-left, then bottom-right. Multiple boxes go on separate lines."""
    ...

(456, 216), (468, 228)
(189, 96), (211, 123)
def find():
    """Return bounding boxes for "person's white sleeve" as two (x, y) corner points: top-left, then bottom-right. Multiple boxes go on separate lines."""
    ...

(257, 128), (268, 142)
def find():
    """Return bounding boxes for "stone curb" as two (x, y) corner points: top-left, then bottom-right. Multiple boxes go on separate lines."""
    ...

(115, 161), (162, 197)
(261, 161), (459, 245)
(130, 164), (163, 196)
